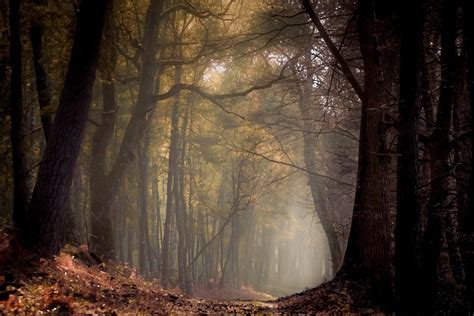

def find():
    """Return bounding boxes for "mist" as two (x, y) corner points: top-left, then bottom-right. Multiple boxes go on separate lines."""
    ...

(2, 0), (469, 313)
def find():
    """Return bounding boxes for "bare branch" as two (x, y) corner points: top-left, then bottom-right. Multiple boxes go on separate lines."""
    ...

(301, 0), (365, 102)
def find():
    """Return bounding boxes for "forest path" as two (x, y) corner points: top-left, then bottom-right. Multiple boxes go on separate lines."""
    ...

(0, 247), (380, 314)
(168, 297), (278, 314)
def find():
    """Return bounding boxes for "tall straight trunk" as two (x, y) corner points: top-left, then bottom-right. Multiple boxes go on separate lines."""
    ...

(20, 0), (108, 256)
(152, 176), (162, 274)
(138, 131), (151, 276)
(452, 39), (470, 285)
(10, 0), (30, 234)
(90, 0), (163, 259)
(127, 217), (134, 265)
(30, 0), (52, 140)
(343, 0), (395, 302)
(179, 101), (192, 293)
(462, 0), (474, 310)
(297, 75), (342, 273)
(395, 0), (424, 312)
(116, 193), (126, 262)
(422, 0), (459, 310)
(90, 8), (117, 255)
(161, 62), (182, 288)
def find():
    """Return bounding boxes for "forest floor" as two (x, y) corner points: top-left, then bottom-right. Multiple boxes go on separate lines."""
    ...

(0, 231), (384, 314)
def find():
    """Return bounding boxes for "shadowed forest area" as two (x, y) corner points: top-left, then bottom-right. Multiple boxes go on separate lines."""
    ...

(0, 0), (473, 314)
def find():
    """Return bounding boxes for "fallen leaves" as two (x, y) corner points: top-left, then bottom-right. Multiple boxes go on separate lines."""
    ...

(0, 241), (383, 314)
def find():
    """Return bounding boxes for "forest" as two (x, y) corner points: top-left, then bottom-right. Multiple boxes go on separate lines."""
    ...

(0, 0), (473, 314)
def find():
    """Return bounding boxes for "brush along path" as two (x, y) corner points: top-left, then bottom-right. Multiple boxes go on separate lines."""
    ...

(0, 243), (381, 314)
(1, 250), (278, 314)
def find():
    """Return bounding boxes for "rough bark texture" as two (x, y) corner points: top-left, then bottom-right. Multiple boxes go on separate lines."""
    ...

(342, 0), (395, 303)
(395, 0), (424, 312)
(10, 0), (30, 233)
(21, 0), (109, 256)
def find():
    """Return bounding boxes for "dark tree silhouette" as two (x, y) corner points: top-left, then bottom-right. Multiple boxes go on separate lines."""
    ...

(19, 0), (109, 256)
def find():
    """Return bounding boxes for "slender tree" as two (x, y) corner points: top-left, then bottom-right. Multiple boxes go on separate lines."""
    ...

(9, 0), (30, 234)
(90, 0), (163, 258)
(30, 0), (53, 140)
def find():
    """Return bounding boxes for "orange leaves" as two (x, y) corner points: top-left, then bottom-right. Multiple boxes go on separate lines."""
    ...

(42, 284), (75, 313)
(0, 294), (21, 310)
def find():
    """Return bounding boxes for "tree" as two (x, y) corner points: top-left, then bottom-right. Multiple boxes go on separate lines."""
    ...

(19, 0), (109, 256)
(394, 0), (424, 311)
(89, 0), (163, 259)
(30, 0), (53, 140)
(461, 0), (474, 309)
(9, 0), (30, 235)
(302, 0), (394, 301)
(342, 0), (397, 303)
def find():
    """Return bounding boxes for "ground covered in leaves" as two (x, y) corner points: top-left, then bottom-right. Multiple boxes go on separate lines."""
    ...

(1, 233), (383, 314)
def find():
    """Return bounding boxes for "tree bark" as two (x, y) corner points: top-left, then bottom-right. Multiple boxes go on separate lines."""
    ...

(10, 0), (30, 234)
(138, 131), (151, 276)
(395, 0), (424, 312)
(461, 0), (474, 310)
(343, 0), (395, 303)
(21, 0), (109, 256)
(422, 0), (459, 310)
(30, 0), (52, 140)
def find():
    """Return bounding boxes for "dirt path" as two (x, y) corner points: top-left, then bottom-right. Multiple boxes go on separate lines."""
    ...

(168, 298), (278, 314)
(1, 250), (383, 314)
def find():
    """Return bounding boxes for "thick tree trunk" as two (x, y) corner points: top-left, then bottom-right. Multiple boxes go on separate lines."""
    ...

(21, 0), (109, 256)
(394, 0), (424, 312)
(10, 0), (30, 233)
(343, 0), (395, 302)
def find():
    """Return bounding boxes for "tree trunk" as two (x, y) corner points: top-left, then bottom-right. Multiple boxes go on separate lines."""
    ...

(152, 175), (162, 275)
(161, 61), (182, 288)
(10, 0), (30, 236)
(394, 0), (424, 311)
(30, 0), (52, 140)
(297, 74), (342, 273)
(138, 131), (151, 276)
(20, 0), (109, 256)
(89, 9), (118, 257)
(178, 103), (192, 293)
(461, 0), (474, 310)
(343, 0), (395, 302)
(422, 0), (459, 310)
(89, 0), (163, 259)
